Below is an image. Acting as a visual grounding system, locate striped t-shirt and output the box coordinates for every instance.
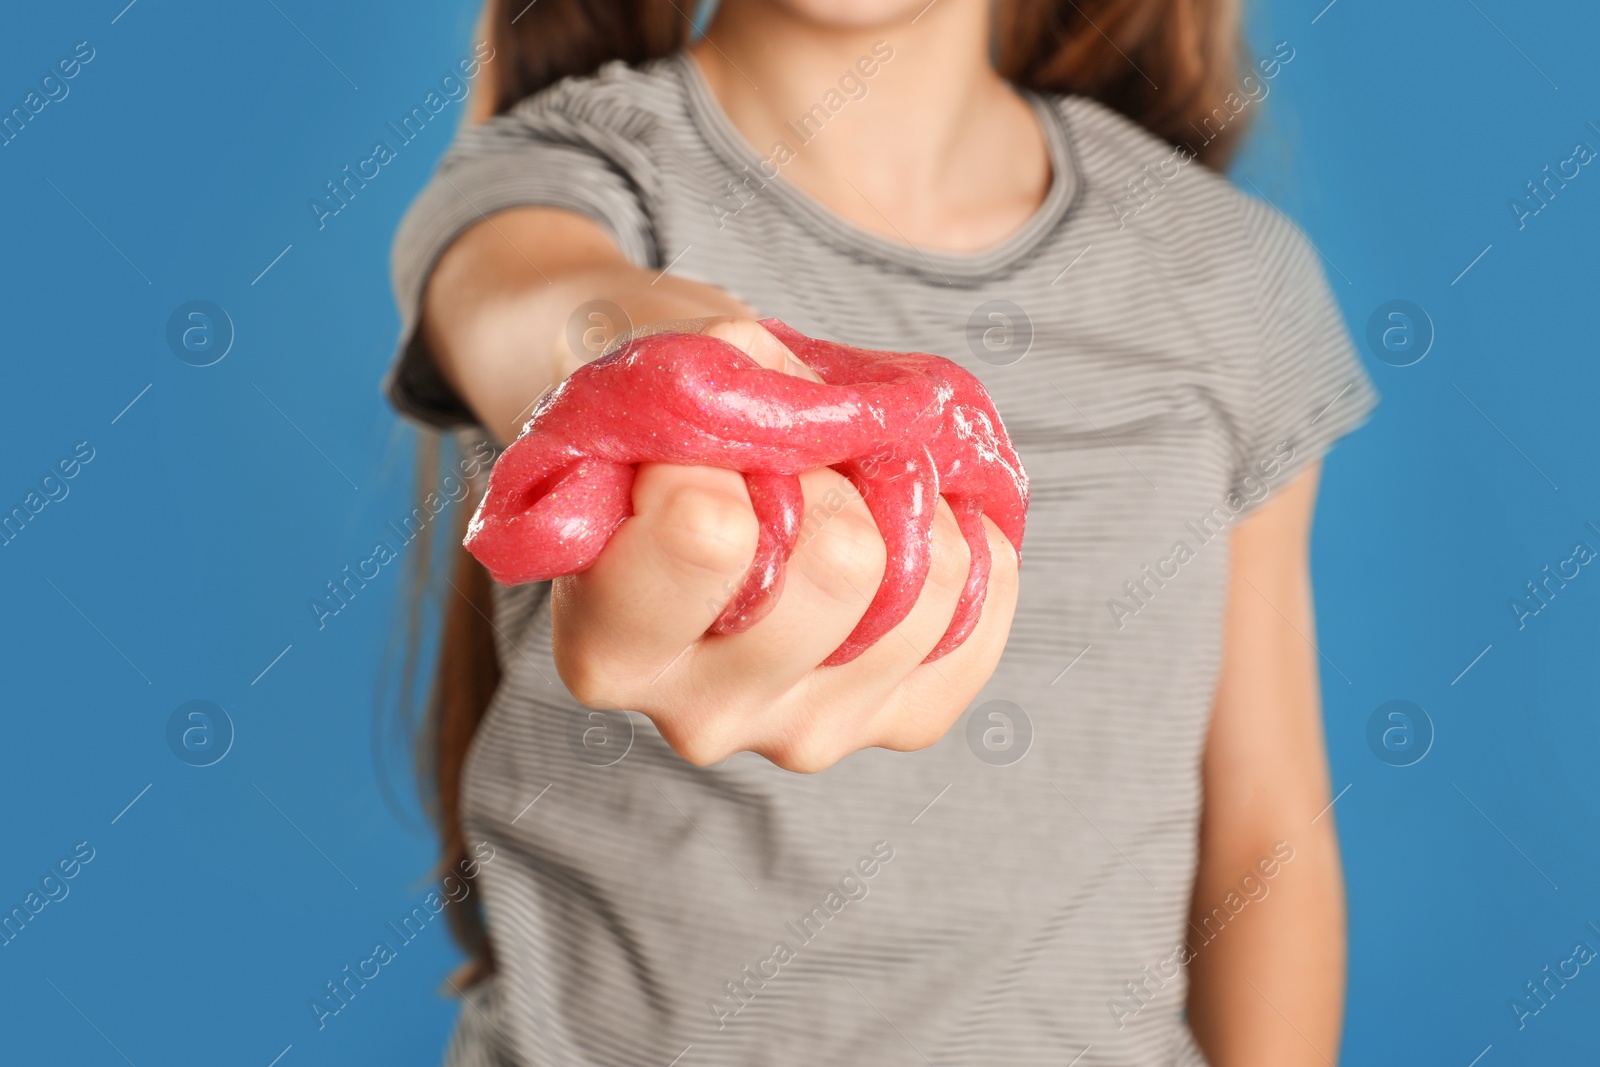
[387,51,1376,1067]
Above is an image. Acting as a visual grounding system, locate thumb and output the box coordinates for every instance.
[701,318,825,382]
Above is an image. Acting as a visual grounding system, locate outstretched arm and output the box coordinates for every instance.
[421,206,751,445]
[1187,464,1348,1065]
[417,207,1018,772]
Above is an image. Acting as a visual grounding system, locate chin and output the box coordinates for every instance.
[766,0,935,30]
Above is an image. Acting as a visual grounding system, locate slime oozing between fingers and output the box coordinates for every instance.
[465,319,1029,665]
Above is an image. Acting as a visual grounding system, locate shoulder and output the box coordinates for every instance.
[438,55,694,196]
[1047,93,1301,259]
[498,56,690,139]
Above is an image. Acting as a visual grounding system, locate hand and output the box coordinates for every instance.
[550,318,1020,772]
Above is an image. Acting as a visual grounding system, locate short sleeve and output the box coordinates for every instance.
[1228,199,1379,512]
[384,66,660,429]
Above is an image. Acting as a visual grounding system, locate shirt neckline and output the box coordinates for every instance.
[670,52,1082,287]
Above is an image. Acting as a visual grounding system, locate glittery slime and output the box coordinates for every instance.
[465,320,1029,665]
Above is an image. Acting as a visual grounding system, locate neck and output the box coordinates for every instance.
[690,0,1050,252]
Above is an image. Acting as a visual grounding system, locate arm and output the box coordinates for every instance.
[421,206,749,445]
[1186,463,1348,1065]
[416,207,1018,771]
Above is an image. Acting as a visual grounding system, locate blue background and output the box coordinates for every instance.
[1,1,1596,1064]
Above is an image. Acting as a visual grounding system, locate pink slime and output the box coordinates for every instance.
[464,320,1028,666]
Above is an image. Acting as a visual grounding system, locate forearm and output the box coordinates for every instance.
[420,207,748,443]
[1187,465,1347,1064]
[1186,811,1346,1064]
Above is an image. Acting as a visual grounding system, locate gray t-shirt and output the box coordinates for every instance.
[388,53,1376,1067]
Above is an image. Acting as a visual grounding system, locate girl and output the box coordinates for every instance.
[389,0,1376,1063]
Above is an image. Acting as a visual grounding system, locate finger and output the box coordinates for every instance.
[550,462,756,704]
[602,316,719,356]
[869,516,1019,752]
[925,496,991,661]
[684,466,887,704]
[755,495,970,768]
[710,471,804,634]
[702,318,825,382]
[828,494,973,682]
[821,445,939,666]
[627,465,892,766]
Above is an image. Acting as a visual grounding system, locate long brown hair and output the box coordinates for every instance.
[414,0,1250,988]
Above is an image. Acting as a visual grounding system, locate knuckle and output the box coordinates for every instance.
[653,477,758,576]
[873,707,953,753]
[925,509,973,594]
[987,528,1020,596]
[549,585,634,706]
[901,715,953,752]
[760,718,840,774]
[703,317,771,359]
[654,704,748,767]
[553,643,623,710]
[803,506,887,604]
[661,726,734,768]
[765,738,834,775]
